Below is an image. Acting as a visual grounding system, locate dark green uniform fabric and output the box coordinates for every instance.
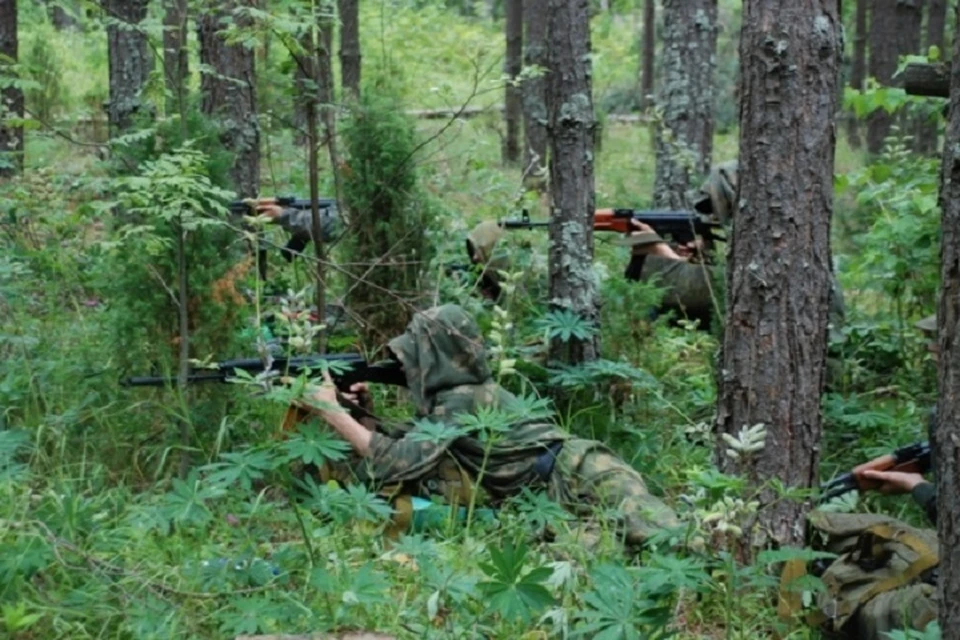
[351,304,682,545]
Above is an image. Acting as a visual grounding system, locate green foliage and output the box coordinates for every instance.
[477,540,554,623]
[339,77,439,349]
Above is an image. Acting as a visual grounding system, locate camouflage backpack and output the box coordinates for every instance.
[781,511,938,638]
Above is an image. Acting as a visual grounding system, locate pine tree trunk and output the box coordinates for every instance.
[867,0,922,154]
[317,12,343,210]
[46,0,78,29]
[105,0,152,136]
[653,0,717,209]
[846,0,867,148]
[916,0,947,155]
[715,0,840,548]
[639,0,655,109]
[546,0,598,364]
[0,0,22,177]
[503,0,523,165]
[338,0,361,99]
[522,0,548,187]
[936,7,960,633]
[163,0,189,116]
[198,1,260,197]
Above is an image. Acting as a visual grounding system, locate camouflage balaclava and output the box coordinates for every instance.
[693,160,739,225]
[388,304,491,416]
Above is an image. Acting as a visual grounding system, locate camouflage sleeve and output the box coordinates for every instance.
[271,207,340,243]
[911,481,937,525]
[366,430,455,485]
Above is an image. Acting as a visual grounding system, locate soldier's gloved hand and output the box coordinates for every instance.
[860,469,926,495]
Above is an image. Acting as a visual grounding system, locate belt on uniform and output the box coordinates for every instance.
[533,441,563,481]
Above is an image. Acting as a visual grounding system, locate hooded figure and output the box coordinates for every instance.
[314,304,686,548]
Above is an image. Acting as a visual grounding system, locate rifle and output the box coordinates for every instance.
[500,209,725,245]
[820,441,932,503]
[122,353,407,391]
[228,196,337,216]
[229,197,339,262]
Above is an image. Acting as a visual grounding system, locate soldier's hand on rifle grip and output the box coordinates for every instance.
[341,382,373,412]
[859,469,926,495]
[254,200,284,220]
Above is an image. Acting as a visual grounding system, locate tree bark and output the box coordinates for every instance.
[546,0,598,364]
[198,1,260,197]
[866,0,922,155]
[317,9,343,211]
[0,0,22,177]
[503,0,523,165]
[639,0,655,109]
[522,0,548,187]
[337,0,361,99]
[846,0,867,148]
[715,0,840,548]
[928,0,947,54]
[916,0,947,154]
[936,6,960,633]
[163,0,189,116]
[105,0,152,136]
[46,0,79,29]
[653,0,717,209]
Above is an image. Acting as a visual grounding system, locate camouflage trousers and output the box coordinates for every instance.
[848,584,938,639]
[546,438,682,547]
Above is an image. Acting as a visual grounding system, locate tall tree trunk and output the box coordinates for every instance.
[639,0,655,109]
[337,0,361,99]
[916,0,947,155]
[105,0,152,136]
[0,0,22,177]
[715,0,840,548]
[653,0,717,209]
[866,0,922,154]
[846,0,867,148]
[46,0,79,29]
[198,1,260,197]
[546,0,598,364]
[522,0,548,188]
[163,0,189,117]
[503,0,523,165]
[936,6,960,633]
[317,8,343,212]
[928,0,947,53]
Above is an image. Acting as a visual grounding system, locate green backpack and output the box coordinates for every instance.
[785,511,939,638]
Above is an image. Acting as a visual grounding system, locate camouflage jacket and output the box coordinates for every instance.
[365,305,567,500]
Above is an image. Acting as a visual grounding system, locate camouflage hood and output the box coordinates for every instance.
[388,304,492,415]
[693,160,739,224]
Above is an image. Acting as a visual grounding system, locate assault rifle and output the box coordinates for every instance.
[500,209,725,245]
[228,196,337,215]
[122,353,407,391]
[820,441,931,503]
[230,196,339,262]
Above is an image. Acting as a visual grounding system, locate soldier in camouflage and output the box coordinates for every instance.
[302,303,687,549]
[808,315,939,638]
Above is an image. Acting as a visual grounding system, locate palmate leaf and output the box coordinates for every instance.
[282,424,351,466]
[201,447,279,491]
[478,541,554,623]
[157,471,225,528]
[572,564,674,639]
[535,309,598,343]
